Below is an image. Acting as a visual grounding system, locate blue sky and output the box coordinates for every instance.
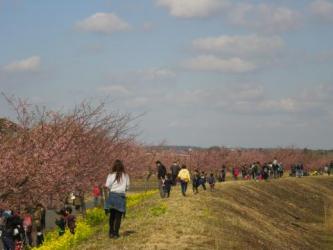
[1,0,333,148]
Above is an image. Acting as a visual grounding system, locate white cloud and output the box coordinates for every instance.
[98,85,131,96]
[192,35,284,56]
[76,13,131,35]
[3,56,41,73]
[228,4,301,33]
[309,0,333,22]
[184,55,257,73]
[156,0,229,18]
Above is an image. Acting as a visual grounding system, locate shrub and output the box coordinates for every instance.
[86,207,106,226]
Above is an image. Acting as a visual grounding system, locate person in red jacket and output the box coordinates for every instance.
[92,184,101,207]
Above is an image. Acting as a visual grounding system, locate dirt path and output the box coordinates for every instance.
[75,177,333,250]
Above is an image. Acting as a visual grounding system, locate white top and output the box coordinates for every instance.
[105,173,130,193]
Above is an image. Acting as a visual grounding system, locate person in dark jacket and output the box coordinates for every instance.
[192,169,200,194]
[2,210,24,250]
[163,173,173,198]
[55,208,66,236]
[156,161,167,198]
[329,161,333,176]
[262,163,269,180]
[207,173,216,191]
[199,171,207,190]
[170,161,181,185]
[221,165,226,182]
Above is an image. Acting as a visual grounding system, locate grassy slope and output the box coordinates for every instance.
[75,177,333,250]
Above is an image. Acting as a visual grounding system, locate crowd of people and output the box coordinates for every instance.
[1,158,333,248]
[0,204,46,250]
[154,158,327,198]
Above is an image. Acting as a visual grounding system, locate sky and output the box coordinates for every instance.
[0,0,333,149]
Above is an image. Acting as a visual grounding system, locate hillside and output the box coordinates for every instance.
[76,177,333,250]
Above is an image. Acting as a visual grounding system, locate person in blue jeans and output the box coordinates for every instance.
[177,165,191,196]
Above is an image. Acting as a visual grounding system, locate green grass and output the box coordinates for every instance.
[73,177,333,250]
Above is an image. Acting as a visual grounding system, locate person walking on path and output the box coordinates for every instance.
[221,165,226,182]
[192,169,200,194]
[177,165,191,196]
[207,173,216,191]
[105,160,130,239]
[162,173,172,198]
[170,161,181,185]
[156,161,167,198]
[329,161,333,176]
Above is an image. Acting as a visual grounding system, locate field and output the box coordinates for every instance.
[73,176,333,250]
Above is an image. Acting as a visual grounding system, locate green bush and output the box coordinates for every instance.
[86,207,106,226]
[35,218,93,250]
[127,190,157,208]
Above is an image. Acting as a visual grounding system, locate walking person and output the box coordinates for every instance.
[192,169,200,194]
[170,161,181,186]
[207,173,216,191]
[156,161,167,198]
[221,165,226,182]
[178,165,191,196]
[200,171,207,190]
[2,210,15,250]
[162,173,173,198]
[329,161,333,176]
[22,208,33,247]
[262,163,269,181]
[105,160,130,239]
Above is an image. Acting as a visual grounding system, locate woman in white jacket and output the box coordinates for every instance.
[105,160,130,238]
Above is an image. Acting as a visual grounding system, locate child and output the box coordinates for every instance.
[207,173,216,191]
[92,184,101,207]
[65,207,76,234]
[162,174,172,198]
[55,208,66,236]
[192,170,200,194]
[199,171,207,190]
[36,225,44,247]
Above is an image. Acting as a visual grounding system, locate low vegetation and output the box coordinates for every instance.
[33,191,157,250]
[74,177,333,250]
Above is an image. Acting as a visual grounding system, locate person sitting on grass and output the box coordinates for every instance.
[162,173,173,198]
[177,165,191,196]
[207,173,216,191]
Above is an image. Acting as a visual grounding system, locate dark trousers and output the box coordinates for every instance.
[109,208,123,237]
[2,236,14,250]
[171,175,177,185]
[180,181,188,196]
[158,179,165,198]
